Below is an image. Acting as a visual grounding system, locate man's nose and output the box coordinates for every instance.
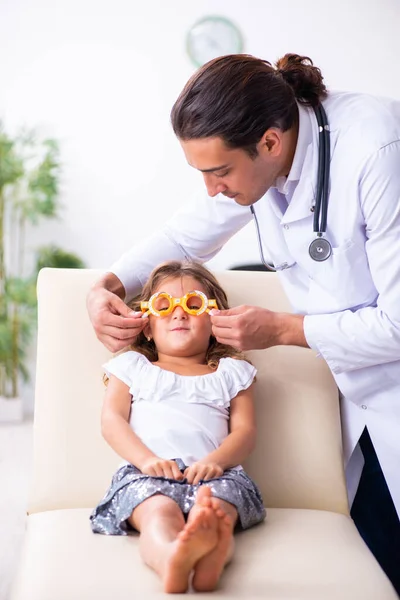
[203,175,227,198]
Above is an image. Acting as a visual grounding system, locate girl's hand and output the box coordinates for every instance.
[184,461,224,485]
[140,457,184,480]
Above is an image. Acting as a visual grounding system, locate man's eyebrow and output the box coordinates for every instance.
[191,163,230,173]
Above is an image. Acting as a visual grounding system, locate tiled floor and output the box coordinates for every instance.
[0,421,33,600]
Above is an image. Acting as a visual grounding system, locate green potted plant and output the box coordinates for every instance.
[0,125,85,421]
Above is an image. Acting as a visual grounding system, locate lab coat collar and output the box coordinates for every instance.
[280,103,338,225]
[275,102,312,194]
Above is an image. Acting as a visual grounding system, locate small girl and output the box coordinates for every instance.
[90,260,266,593]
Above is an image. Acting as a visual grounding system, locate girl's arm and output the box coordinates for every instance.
[184,383,257,484]
[101,374,183,479]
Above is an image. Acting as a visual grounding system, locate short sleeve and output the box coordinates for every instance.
[219,358,257,399]
[102,351,143,388]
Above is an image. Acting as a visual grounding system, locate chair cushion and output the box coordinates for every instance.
[30,269,347,516]
[11,508,396,600]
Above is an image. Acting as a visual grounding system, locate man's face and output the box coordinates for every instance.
[180,131,287,206]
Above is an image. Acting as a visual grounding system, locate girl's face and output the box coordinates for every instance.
[144,275,213,359]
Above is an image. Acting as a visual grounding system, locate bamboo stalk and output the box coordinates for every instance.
[11,302,18,398]
[0,189,5,300]
[0,188,5,396]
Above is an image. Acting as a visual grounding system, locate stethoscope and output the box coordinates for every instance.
[251,103,332,271]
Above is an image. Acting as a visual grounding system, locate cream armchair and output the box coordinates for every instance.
[11,268,397,600]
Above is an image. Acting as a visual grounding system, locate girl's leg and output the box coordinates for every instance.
[128,493,219,594]
[192,489,238,592]
[128,495,185,578]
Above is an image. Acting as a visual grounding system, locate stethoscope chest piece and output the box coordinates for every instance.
[309,237,332,262]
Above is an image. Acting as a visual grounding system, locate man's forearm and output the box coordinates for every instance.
[92,272,126,300]
[275,312,308,348]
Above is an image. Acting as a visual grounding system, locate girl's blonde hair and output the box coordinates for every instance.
[128,260,250,368]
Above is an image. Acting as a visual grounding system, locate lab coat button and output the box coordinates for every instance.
[283,224,290,230]
[361,405,367,410]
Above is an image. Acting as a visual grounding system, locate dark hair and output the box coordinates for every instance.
[128,260,250,369]
[171,53,327,157]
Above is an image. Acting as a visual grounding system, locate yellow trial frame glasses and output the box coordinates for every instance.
[140,290,218,317]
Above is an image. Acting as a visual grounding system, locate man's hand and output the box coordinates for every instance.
[87,277,147,352]
[140,457,184,480]
[184,461,224,485]
[210,305,308,351]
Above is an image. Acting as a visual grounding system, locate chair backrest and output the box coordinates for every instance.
[28,268,349,515]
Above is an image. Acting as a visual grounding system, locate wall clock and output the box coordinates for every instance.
[186,15,244,68]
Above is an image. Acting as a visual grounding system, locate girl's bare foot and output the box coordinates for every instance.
[163,492,218,593]
[192,497,235,592]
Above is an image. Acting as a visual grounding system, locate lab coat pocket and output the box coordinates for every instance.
[308,239,376,313]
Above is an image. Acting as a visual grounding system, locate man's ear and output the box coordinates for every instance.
[258,128,283,156]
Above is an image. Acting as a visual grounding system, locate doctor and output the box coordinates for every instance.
[87,53,400,591]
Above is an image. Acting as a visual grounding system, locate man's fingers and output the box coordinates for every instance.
[211,326,239,344]
[108,294,139,318]
[103,312,146,330]
[102,324,144,342]
[210,305,242,315]
[212,325,236,340]
[98,328,139,352]
[210,315,236,329]
[213,333,243,351]
[88,286,149,353]
[210,312,245,330]
[211,305,247,317]
[99,335,130,353]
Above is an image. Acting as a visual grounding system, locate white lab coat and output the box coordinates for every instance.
[111,91,400,517]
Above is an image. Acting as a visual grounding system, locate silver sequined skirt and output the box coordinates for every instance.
[90,459,266,535]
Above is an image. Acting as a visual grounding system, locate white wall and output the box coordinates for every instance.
[1,0,400,274]
[1,0,400,411]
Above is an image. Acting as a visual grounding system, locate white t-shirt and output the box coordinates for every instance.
[103,351,257,467]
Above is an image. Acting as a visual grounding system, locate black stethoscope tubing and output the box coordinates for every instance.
[314,104,330,236]
[251,103,332,271]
